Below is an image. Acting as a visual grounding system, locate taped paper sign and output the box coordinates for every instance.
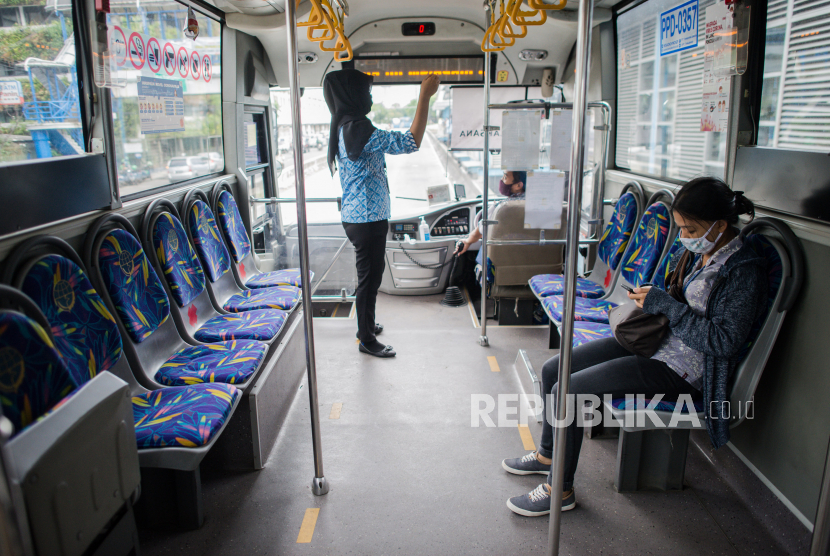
[524,171,565,230]
[500,109,542,171]
[450,86,528,150]
[108,26,215,83]
[660,0,699,56]
[549,109,573,170]
[137,76,184,134]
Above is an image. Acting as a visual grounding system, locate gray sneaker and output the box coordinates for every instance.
[502,451,550,475]
[506,485,576,517]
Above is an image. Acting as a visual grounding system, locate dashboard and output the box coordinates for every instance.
[431,208,470,237]
[389,205,476,241]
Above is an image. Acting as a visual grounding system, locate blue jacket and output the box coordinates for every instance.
[643,236,768,448]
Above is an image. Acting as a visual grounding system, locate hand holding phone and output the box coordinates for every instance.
[621,284,634,294]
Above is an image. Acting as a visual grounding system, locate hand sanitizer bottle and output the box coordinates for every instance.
[419,217,430,242]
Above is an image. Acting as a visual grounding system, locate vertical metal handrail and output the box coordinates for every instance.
[589,102,611,238]
[285,0,329,496]
[479,8,493,347]
[811,437,830,555]
[547,0,593,553]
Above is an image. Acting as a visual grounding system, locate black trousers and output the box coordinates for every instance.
[343,220,388,344]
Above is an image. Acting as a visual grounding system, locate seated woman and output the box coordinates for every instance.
[500,177,766,517]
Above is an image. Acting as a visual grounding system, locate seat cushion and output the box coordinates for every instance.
[188,200,232,282]
[21,254,123,386]
[245,268,309,289]
[610,397,704,413]
[154,340,267,386]
[132,383,238,448]
[194,309,288,343]
[153,212,206,307]
[216,190,252,264]
[0,312,77,435]
[572,322,613,347]
[223,286,301,312]
[597,192,639,270]
[529,274,605,299]
[543,295,617,324]
[98,229,170,343]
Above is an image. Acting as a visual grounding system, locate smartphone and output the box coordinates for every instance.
[621,284,635,294]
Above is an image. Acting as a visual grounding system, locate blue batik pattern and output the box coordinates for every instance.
[21,255,122,386]
[529,275,606,299]
[194,309,288,343]
[155,339,267,386]
[132,383,238,448]
[651,237,683,291]
[596,192,638,270]
[216,190,252,264]
[610,397,704,413]
[572,322,613,347]
[339,128,419,223]
[223,286,300,312]
[620,203,671,287]
[736,234,782,363]
[543,295,616,324]
[0,313,77,435]
[98,229,170,343]
[153,213,206,307]
[188,200,232,282]
[246,269,310,289]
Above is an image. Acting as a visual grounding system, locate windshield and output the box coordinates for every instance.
[271,85,482,226]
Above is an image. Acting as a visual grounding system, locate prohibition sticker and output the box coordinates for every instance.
[128,32,146,70]
[202,54,212,82]
[189,50,201,80]
[162,42,176,75]
[177,47,189,78]
[112,26,127,66]
[146,37,161,73]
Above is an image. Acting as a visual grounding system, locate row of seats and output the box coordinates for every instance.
[0,181,309,555]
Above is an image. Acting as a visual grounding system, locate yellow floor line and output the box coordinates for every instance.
[331,303,339,318]
[518,424,536,451]
[464,287,480,328]
[329,402,343,419]
[296,508,320,543]
[487,356,500,373]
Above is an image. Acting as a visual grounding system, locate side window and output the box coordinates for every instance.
[0,3,83,164]
[758,0,830,151]
[107,1,223,198]
[615,0,727,181]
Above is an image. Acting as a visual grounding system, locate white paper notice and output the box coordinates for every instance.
[549,109,573,170]
[700,3,731,133]
[500,109,542,171]
[524,171,565,230]
[136,76,184,134]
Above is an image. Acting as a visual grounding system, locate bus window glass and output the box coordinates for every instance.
[108,1,222,198]
[0,2,82,165]
[616,0,726,181]
[758,0,829,151]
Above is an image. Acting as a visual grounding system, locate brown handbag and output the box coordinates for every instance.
[608,303,670,358]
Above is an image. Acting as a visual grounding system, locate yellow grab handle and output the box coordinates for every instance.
[489,16,515,47]
[527,0,567,10]
[307,2,336,42]
[297,0,324,27]
[334,36,353,62]
[499,1,527,38]
[481,25,506,52]
[511,0,547,26]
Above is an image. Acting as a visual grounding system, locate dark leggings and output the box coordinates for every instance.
[538,337,700,491]
[343,220,388,344]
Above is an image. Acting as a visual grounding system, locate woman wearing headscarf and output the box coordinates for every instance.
[323,69,440,358]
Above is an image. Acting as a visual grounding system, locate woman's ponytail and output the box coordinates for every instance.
[732,190,755,222]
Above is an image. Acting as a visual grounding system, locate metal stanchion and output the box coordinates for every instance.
[547,0,593,553]
[285,0,328,496]
[479,11,493,347]
[811,437,830,556]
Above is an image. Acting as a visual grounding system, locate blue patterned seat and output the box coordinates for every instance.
[619,202,672,287]
[543,295,617,324]
[155,340,267,386]
[529,192,639,299]
[0,312,77,435]
[215,191,309,289]
[151,212,289,342]
[651,237,683,290]
[132,383,238,448]
[224,286,301,312]
[572,322,613,347]
[610,397,704,413]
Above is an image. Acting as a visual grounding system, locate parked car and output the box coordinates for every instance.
[199,151,224,172]
[166,156,211,183]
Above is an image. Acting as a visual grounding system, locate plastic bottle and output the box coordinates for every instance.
[419,217,430,242]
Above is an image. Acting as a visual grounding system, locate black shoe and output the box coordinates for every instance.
[358,343,396,358]
[356,324,384,339]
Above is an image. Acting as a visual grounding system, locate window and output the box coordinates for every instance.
[0,3,82,165]
[758,0,830,151]
[107,1,222,198]
[616,0,727,181]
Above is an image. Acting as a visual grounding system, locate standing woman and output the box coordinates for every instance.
[323,70,440,358]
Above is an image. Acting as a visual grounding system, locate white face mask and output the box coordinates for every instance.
[679,221,723,254]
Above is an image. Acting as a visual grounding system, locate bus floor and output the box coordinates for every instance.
[138,293,811,556]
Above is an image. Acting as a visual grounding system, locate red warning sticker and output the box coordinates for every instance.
[177,46,189,78]
[128,32,145,70]
[162,42,176,76]
[189,50,201,80]
[146,37,161,73]
[112,26,127,67]
[202,54,212,82]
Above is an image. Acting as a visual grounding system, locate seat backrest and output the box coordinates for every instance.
[97,228,171,343]
[187,199,233,283]
[216,190,252,265]
[0,310,76,435]
[20,254,123,387]
[152,212,207,307]
[596,192,640,271]
[619,201,673,287]
[651,236,683,291]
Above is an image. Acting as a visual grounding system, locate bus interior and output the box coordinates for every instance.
[0,0,828,554]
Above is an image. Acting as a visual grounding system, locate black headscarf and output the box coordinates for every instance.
[323,69,376,175]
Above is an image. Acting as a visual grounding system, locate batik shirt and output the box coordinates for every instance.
[651,235,743,390]
[338,128,419,223]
